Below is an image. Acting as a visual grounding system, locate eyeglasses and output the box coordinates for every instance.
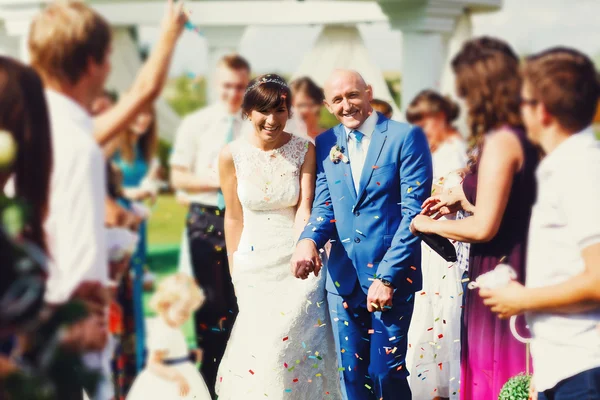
[519,97,539,107]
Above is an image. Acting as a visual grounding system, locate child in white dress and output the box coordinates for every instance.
[127,273,210,400]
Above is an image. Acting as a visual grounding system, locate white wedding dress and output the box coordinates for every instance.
[215,135,342,400]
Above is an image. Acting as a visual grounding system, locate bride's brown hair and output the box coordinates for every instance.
[242,74,292,118]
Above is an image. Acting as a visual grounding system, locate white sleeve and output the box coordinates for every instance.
[169,117,196,169]
[45,146,108,304]
[562,152,600,250]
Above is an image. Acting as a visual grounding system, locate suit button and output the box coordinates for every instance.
[354,238,361,243]
[354,211,360,216]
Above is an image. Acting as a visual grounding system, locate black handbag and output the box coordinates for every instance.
[417,232,458,262]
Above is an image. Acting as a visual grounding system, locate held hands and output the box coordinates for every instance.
[290,240,322,280]
[367,280,394,313]
[479,280,528,319]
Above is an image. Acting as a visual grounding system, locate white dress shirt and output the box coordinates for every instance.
[344,111,378,192]
[44,89,108,304]
[526,127,600,391]
[169,103,252,206]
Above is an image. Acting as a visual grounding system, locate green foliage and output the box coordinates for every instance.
[498,373,532,400]
[165,75,207,117]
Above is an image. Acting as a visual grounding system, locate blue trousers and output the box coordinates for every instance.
[328,284,414,400]
[538,367,600,400]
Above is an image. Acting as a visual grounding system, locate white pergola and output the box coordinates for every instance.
[0,0,501,139]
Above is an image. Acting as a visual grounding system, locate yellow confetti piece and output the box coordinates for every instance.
[407,187,413,193]
[416,181,421,185]
[335,281,341,287]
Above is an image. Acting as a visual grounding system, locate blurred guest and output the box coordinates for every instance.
[405,90,467,400]
[290,76,326,142]
[371,98,393,119]
[28,1,112,398]
[111,106,160,374]
[170,54,251,398]
[480,47,600,400]
[411,37,539,400]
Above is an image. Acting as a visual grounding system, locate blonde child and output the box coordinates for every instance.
[127,273,210,399]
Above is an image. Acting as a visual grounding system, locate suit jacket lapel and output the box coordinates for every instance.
[335,124,357,201]
[356,116,388,205]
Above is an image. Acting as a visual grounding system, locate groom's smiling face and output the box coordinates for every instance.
[324,70,373,130]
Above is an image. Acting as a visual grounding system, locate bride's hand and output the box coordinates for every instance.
[291,239,322,280]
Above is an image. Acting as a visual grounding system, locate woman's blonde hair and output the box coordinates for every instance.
[149,273,205,313]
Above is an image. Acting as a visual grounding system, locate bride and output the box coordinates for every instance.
[215,74,341,399]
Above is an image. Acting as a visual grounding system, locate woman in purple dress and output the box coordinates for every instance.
[411,37,539,400]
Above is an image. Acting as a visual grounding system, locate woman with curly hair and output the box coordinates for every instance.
[410,37,539,399]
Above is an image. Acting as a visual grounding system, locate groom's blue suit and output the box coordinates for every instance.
[299,113,432,399]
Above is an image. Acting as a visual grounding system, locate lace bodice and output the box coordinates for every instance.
[230,134,309,212]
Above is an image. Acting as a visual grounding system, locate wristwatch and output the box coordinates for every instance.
[378,278,395,289]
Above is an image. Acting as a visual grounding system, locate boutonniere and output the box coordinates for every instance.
[329,145,349,164]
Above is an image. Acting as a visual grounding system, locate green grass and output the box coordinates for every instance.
[144,194,196,346]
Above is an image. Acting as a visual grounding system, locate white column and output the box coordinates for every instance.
[202,26,246,103]
[439,11,472,136]
[439,11,472,96]
[400,30,447,111]
[0,21,20,58]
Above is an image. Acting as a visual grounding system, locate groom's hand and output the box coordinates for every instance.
[367,280,394,312]
[291,239,322,280]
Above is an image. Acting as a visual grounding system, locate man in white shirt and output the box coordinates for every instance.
[480,47,600,399]
[170,54,251,397]
[29,2,113,399]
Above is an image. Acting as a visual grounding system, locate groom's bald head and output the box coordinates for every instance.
[324,69,373,130]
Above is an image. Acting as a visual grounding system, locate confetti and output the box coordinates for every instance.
[407,278,413,284]
[368,329,375,334]
[283,336,289,341]
[249,370,255,375]
[389,336,396,341]
[407,187,413,193]
[410,266,417,270]
[376,182,381,186]
[438,334,444,339]
[372,165,379,169]
[343,302,348,309]
[367,263,374,268]
[416,181,421,185]
[330,219,337,223]
[335,281,341,287]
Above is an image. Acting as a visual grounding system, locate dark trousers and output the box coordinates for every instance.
[538,367,600,400]
[187,203,238,399]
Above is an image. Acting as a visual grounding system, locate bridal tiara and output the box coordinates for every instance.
[245,75,289,94]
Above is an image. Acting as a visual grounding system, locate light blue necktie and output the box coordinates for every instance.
[350,130,365,191]
[217,116,236,210]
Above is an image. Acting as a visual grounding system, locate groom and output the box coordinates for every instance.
[292,70,432,399]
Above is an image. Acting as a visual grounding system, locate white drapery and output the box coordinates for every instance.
[291,25,401,120]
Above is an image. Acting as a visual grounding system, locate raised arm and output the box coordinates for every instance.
[377,126,433,290]
[293,143,316,241]
[413,129,523,242]
[94,0,187,147]
[219,145,243,273]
